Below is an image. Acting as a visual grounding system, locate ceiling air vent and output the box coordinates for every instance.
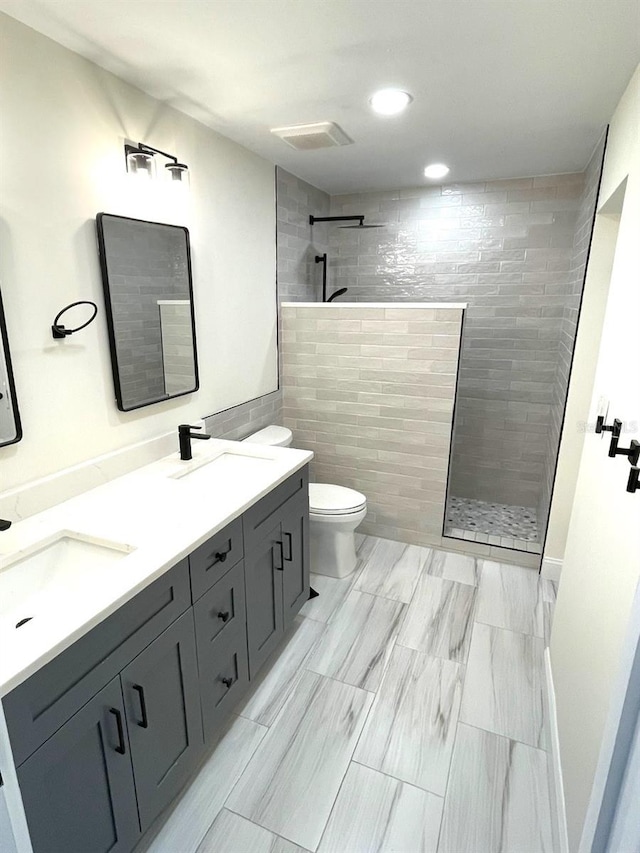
[270,121,354,151]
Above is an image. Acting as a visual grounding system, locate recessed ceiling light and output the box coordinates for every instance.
[370,88,412,116]
[424,163,450,179]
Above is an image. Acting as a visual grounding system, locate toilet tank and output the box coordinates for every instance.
[242,425,293,447]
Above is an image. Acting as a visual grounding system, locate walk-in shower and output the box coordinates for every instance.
[277,147,606,558]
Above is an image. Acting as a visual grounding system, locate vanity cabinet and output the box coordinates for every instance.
[3,465,309,853]
[243,467,310,677]
[16,677,140,853]
[121,609,204,830]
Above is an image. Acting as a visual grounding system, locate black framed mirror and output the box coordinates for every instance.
[96,213,199,412]
[0,287,22,447]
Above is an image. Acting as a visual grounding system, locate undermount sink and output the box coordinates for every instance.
[0,531,135,633]
[170,449,276,483]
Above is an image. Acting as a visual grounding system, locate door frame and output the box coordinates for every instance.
[580,574,640,852]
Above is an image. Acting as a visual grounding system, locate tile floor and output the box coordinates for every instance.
[142,535,557,853]
[445,496,543,554]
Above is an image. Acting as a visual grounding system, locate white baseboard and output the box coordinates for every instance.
[545,649,569,853]
[542,556,563,582]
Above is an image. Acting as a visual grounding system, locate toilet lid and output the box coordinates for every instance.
[309,483,367,515]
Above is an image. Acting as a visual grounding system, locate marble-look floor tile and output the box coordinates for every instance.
[354,645,462,795]
[146,716,267,853]
[307,590,405,691]
[238,617,325,726]
[397,574,475,663]
[226,670,373,851]
[438,723,553,853]
[197,809,308,853]
[299,572,355,623]
[426,548,479,587]
[460,623,547,749]
[318,763,443,853]
[476,561,544,637]
[354,537,428,602]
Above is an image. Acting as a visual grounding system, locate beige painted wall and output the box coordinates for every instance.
[0,13,277,491]
[550,63,640,850]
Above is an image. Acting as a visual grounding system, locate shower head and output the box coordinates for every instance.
[309,214,384,229]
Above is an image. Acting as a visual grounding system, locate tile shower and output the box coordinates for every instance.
[277,138,604,556]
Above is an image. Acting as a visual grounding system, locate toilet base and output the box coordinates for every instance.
[309,508,366,578]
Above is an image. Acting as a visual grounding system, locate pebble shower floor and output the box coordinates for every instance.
[445,496,542,554]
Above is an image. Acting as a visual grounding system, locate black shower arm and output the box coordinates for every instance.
[309,215,364,226]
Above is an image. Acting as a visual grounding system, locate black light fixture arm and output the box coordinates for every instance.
[309,215,364,226]
[127,142,179,166]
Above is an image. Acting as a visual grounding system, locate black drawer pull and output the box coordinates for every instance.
[132,684,149,729]
[213,545,232,564]
[283,531,293,562]
[221,677,234,688]
[217,610,230,622]
[109,708,126,755]
[273,540,284,571]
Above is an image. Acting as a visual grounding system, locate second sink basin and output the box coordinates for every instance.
[170,449,276,484]
[0,531,135,634]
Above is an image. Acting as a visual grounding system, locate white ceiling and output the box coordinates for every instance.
[2,0,639,193]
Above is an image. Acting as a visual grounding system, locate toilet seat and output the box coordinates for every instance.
[309,483,367,516]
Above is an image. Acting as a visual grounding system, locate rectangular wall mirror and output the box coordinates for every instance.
[0,288,22,447]
[96,213,199,412]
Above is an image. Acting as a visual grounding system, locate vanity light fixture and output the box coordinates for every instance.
[370,88,413,116]
[124,142,189,185]
[424,163,450,180]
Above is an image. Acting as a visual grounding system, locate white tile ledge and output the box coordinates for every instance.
[281,302,467,309]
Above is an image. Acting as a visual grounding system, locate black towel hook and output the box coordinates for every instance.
[52,301,98,339]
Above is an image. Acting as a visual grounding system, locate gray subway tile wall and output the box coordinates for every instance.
[328,176,585,515]
[281,305,464,547]
[276,167,330,303]
[537,135,607,534]
[203,391,282,441]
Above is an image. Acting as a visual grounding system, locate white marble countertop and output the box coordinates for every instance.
[0,439,313,698]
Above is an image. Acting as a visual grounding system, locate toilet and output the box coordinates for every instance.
[243,425,367,578]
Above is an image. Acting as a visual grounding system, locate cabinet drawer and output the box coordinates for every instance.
[197,620,249,743]
[4,559,191,767]
[189,517,243,601]
[193,560,246,650]
[243,466,309,552]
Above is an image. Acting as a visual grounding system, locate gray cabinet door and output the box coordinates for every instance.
[17,676,140,853]
[121,610,204,831]
[281,492,310,628]
[244,517,284,678]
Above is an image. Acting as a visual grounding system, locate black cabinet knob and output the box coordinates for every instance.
[221,677,234,688]
[217,610,230,622]
[215,551,228,563]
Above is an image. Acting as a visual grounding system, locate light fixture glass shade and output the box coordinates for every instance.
[126,150,156,179]
[423,163,450,179]
[370,88,412,116]
[165,162,189,186]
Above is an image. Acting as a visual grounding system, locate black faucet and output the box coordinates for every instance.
[0,519,11,531]
[178,424,211,461]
